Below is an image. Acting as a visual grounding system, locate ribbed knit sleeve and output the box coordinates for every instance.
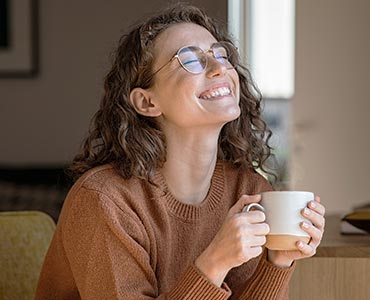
[168,265,231,300]
[234,250,295,300]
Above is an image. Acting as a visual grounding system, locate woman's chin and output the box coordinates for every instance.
[220,105,241,122]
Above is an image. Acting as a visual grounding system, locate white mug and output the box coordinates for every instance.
[244,191,313,250]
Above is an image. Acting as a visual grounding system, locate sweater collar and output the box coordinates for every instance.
[153,160,225,222]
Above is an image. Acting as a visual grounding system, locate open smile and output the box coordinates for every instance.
[199,87,232,100]
[198,82,234,100]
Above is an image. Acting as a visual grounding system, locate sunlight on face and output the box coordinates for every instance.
[148,23,241,132]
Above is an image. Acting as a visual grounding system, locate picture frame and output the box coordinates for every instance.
[0,0,38,78]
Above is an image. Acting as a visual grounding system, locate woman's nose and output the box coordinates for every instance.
[205,56,228,78]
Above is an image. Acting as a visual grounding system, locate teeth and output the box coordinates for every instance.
[200,87,231,99]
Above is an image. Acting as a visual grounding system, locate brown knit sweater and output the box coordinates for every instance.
[35,161,294,299]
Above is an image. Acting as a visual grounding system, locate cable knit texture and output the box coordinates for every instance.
[35,161,295,300]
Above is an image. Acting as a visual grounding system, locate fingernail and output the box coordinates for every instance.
[309,201,316,209]
[302,222,310,229]
[298,241,304,248]
[304,208,311,216]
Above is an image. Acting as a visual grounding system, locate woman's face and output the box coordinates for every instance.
[148,22,240,131]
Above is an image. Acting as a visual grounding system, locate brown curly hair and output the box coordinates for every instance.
[69,3,273,182]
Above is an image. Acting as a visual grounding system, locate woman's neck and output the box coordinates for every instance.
[161,128,220,205]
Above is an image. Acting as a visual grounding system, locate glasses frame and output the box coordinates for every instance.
[150,41,238,78]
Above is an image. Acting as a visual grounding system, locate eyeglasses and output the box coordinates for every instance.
[151,41,238,77]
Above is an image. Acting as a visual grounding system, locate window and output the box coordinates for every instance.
[228,0,295,187]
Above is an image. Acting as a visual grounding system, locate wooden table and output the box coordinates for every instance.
[289,215,370,300]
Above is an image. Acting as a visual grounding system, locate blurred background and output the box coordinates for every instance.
[0,0,369,220]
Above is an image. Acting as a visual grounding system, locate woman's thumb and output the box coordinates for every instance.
[228,194,262,216]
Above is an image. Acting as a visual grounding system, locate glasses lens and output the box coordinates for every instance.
[178,46,207,73]
[212,42,237,68]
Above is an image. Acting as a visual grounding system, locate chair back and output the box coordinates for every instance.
[0,211,56,300]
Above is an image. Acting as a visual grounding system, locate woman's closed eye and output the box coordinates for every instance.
[215,55,229,63]
[183,59,202,66]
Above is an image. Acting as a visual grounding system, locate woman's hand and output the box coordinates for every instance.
[195,194,270,287]
[268,195,326,268]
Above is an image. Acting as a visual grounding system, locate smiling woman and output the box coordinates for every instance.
[34,3,325,300]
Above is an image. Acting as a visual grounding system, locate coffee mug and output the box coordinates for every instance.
[243,191,314,250]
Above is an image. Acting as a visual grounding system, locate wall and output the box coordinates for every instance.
[291,0,370,214]
[0,0,227,166]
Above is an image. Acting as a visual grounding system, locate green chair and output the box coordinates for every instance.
[0,211,56,300]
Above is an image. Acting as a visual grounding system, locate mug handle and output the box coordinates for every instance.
[243,203,265,213]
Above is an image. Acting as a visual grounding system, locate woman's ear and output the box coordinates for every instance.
[129,88,162,117]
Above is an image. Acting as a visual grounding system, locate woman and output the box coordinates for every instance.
[36,4,325,300]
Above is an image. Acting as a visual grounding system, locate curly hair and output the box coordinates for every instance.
[69,3,273,182]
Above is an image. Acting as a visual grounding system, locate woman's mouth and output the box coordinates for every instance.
[199,86,232,100]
